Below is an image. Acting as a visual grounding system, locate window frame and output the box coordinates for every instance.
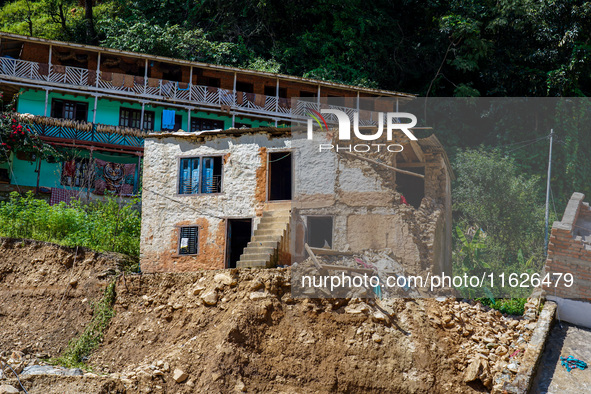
[177,155,224,196]
[177,225,199,255]
[51,99,88,122]
[190,117,224,132]
[119,107,155,130]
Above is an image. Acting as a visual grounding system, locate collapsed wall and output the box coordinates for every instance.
[293,131,453,275]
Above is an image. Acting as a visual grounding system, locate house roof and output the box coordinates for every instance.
[0,32,415,99]
[148,126,455,179]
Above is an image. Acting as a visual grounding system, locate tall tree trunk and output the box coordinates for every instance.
[85,0,97,44]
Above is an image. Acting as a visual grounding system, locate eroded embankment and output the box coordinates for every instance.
[0,239,539,393]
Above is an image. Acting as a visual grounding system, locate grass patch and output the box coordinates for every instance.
[52,280,116,369]
[0,191,140,258]
[477,297,527,316]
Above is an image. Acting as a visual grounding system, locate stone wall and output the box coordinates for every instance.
[544,192,591,300]
[140,132,291,272]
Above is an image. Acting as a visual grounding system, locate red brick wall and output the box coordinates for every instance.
[543,192,591,300]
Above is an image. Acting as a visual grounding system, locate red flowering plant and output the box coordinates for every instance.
[0,94,61,164]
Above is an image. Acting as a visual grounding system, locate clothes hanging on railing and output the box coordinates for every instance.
[112,73,124,87]
[53,65,65,74]
[162,80,174,95]
[255,94,266,107]
[162,109,176,130]
[124,74,134,88]
[101,71,112,82]
[148,77,160,88]
[38,63,49,76]
[178,82,189,90]
[134,76,145,85]
[87,70,96,86]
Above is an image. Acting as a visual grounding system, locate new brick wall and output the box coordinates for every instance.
[544,192,591,300]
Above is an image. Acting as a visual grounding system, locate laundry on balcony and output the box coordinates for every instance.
[148,77,160,88]
[112,73,125,87]
[236,91,244,105]
[38,63,49,76]
[100,71,112,82]
[124,74,134,88]
[162,109,176,130]
[162,80,175,95]
[87,70,96,85]
[178,82,189,90]
[53,65,65,74]
[255,94,266,107]
[134,76,145,85]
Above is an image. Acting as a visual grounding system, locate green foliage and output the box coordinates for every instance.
[0,191,141,257]
[453,148,544,251]
[52,280,116,368]
[478,297,527,316]
[454,226,489,273]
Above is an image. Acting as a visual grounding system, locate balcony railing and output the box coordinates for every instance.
[0,57,379,125]
[25,118,144,149]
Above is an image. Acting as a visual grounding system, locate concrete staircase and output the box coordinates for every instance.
[237,207,291,268]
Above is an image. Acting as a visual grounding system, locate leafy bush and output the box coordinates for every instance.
[478,297,527,316]
[0,191,140,257]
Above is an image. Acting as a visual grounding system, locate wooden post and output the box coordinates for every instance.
[187,108,191,131]
[35,157,41,194]
[275,78,279,113]
[48,44,52,80]
[140,102,145,130]
[87,148,94,202]
[317,85,321,109]
[43,89,49,116]
[233,72,237,106]
[189,66,193,101]
[96,52,101,88]
[144,59,148,95]
[92,95,98,123]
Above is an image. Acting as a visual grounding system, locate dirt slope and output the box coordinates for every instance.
[0,239,534,393]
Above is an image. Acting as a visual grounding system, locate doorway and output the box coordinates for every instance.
[268,151,292,201]
[396,167,425,209]
[226,219,252,268]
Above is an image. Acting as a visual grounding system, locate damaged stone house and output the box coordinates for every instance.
[140,124,454,275]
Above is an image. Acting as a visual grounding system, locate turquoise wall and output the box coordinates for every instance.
[10,89,271,191]
[17,89,273,131]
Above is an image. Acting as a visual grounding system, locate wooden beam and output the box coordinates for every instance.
[339,151,424,178]
[409,140,425,162]
[304,243,327,274]
[309,247,354,256]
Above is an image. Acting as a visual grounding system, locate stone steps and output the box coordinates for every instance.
[237,207,291,268]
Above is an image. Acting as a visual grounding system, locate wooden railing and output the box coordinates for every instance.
[0,57,378,125]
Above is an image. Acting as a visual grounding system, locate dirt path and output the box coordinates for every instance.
[532,322,591,393]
